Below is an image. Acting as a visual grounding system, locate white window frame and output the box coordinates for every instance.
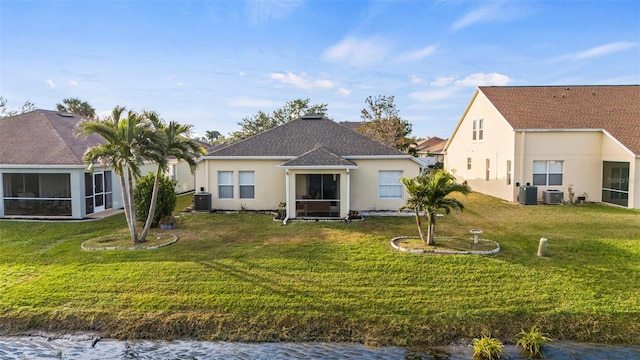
[239,171,255,199]
[379,171,403,199]
[533,161,563,186]
[506,160,512,185]
[218,171,234,199]
[472,118,484,141]
[467,157,472,170]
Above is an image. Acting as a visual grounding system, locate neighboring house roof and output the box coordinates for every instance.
[478,85,640,155]
[416,136,447,154]
[207,114,405,158]
[0,109,103,165]
[338,121,364,131]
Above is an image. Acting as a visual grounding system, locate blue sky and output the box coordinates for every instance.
[1,0,639,139]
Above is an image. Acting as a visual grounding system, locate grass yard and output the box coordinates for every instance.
[0,192,639,346]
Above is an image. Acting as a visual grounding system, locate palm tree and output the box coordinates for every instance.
[138,111,205,242]
[57,98,97,120]
[400,169,470,245]
[77,106,155,243]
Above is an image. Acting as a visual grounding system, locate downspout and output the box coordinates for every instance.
[346,168,350,216]
[519,131,526,184]
[283,169,290,225]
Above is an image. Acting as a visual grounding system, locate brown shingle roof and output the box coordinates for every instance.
[416,136,447,153]
[479,85,640,155]
[208,114,403,157]
[0,109,104,165]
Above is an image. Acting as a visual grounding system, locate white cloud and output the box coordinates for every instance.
[270,72,334,90]
[395,45,437,63]
[46,79,55,88]
[430,77,455,87]
[451,1,535,31]
[246,0,303,24]
[409,75,425,84]
[409,87,460,102]
[455,72,512,86]
[336,87,351,97]
[176,82,184,87]
[322,36,390,67]
[68,80,78,86]
[227,96,277,108]
[574,41,637,60]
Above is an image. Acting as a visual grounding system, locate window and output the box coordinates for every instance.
[485,159,490,181]
[379,171,403,199]
[506,160,512,185]
[473,118,484,141]
[533,161,563,186]
[602,161,629,207]
[218,171,233,199]
[467,157,472,170]
[239,171,255,199]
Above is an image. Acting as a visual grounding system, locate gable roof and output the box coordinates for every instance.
[478,85,640,155]
[416,136,447,154]
[207,114,405,158]
[0,109,103,165]
[280,147,357,168]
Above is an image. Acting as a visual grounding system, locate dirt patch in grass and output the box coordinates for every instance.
[81,232,177,250]
[393,236,499,253]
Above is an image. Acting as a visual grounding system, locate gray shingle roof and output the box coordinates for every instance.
[208,114,404,158]
[0,109,103,165]
[280,147,358,167]
[479,85,640,155]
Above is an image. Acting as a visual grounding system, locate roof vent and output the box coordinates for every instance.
[57,112,74,117]
[301,113,322,120]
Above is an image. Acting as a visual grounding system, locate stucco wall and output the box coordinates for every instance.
[195,159,286,211]
[517,131,603,202]
[195,157,421,214]
[348,158,422,211]
[445,91,516,202]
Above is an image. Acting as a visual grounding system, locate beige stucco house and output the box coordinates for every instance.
[140,139,210,195]
[195,114,422,219]
[0,110,123,219]
[445,85,640,209]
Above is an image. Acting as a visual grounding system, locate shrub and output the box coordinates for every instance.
[275,202,286,220]
[516,325,552,358]
[134,172,177,227]
[473,335,504,360]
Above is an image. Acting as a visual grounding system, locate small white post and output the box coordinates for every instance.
[537,237,548,257]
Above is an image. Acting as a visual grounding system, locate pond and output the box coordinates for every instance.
[1,335,640,359]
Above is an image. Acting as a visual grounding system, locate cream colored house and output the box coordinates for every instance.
[445,85,640,209]
[195,114,422,219]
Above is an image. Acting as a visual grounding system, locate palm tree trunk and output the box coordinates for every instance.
[126,170,140,243]
[139,166,162,242]
[118,173,137,244]
[415,211,426,243]
[426,214,437,246]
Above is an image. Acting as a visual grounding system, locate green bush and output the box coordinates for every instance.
[134,172,177,227]
[516,325,552,358]
[473,335,504,360]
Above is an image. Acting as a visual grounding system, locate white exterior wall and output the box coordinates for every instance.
[349,158,422,211]
[445,91,517,202]
[0,165,122,219]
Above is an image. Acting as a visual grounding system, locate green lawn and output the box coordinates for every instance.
[0,193,639,346]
